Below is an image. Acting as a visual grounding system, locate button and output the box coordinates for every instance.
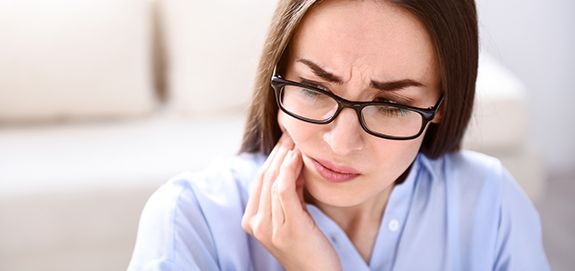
[388,219,400,232]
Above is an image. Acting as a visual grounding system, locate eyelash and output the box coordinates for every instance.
[298,78,409,105]
[374,96,401,104]
[299,79,328,91]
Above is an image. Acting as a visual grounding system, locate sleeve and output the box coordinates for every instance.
[492,167,550,271]
[126,176,220,271]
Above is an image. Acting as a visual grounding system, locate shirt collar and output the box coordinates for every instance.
[306,152,426,238]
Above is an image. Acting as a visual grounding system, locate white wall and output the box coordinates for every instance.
[476,0,575,173]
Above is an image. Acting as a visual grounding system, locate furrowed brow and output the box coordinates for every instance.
[297,58,425,91]
[370,79,424,91]
[296,58,343,84]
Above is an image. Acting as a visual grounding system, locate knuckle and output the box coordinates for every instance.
[252,224,265,239]
[240,216,251,232]
[250,217,267,238]
[278,184,290,198]
[263,170,278,184]
[271,231,289,249]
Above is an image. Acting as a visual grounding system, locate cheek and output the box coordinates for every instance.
[279,110,425,173]
[278,112,319,149]
[373,123,430,164]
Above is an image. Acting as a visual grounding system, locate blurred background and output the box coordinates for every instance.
[0,0,572,270]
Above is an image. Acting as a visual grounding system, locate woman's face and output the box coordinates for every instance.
[278,0,442,207]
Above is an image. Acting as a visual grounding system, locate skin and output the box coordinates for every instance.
[242,0,442,268]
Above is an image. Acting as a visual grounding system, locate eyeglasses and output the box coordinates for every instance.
[271,74,444,140]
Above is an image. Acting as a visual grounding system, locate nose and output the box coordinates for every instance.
[323,107,365,156]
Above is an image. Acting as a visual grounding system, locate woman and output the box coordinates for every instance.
[128,0,549,270]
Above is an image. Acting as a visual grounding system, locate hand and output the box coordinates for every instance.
[241,134,342,271]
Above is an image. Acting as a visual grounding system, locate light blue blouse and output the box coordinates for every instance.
[127,150,549,271]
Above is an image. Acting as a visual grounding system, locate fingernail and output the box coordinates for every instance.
[291,150,298,161]
[290,148,298,157]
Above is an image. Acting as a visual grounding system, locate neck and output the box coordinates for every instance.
[305,165,412,262]
[308,164,413,231]
[310,184,394,234]
[309,184,394,263]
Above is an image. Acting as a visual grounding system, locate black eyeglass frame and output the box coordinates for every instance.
[271,74,444,140]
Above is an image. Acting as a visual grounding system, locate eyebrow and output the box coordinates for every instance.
[296,58,425,91]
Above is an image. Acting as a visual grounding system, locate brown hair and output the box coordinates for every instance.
[239,0,478,160]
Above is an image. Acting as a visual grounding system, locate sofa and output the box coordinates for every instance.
[0,0,544,270]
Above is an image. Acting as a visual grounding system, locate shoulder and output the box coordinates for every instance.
[128,152,267,270]
[423,149,504,179]
[159,152,266,209]
[417,150,549,270]
[148,152,267,232]
[427,150,534,206]
[420,150,510,197]
[415,150,512,219]
[419,150,537,209]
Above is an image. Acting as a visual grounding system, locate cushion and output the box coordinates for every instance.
[158,0,278,114]
[0,111,246,271]
[463,52,528,153]
[0,0,157,123]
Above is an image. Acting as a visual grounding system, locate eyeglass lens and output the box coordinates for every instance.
[280,84,424,138]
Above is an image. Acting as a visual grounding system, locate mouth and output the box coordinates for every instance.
[310,157,361,183]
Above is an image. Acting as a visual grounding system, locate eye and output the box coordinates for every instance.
[376,106,410,117]
[299,79,330,92]
[300,87,320,98]
[374,96,399,104]
[373,95,413,106]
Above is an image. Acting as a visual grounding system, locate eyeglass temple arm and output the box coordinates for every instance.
[431,95,445,111]
[272,66,277,77]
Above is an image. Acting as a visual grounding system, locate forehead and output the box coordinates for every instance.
[288,0,437,83]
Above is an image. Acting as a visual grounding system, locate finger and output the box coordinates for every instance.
[271,177,285,232]
[243,134,289,231]
[244,135,283,217]
[276,149,305,224]
[256,138,293,220]
[261,133,290,173]
[272,150,296,239]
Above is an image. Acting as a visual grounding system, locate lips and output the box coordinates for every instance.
[311,158,361,183]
